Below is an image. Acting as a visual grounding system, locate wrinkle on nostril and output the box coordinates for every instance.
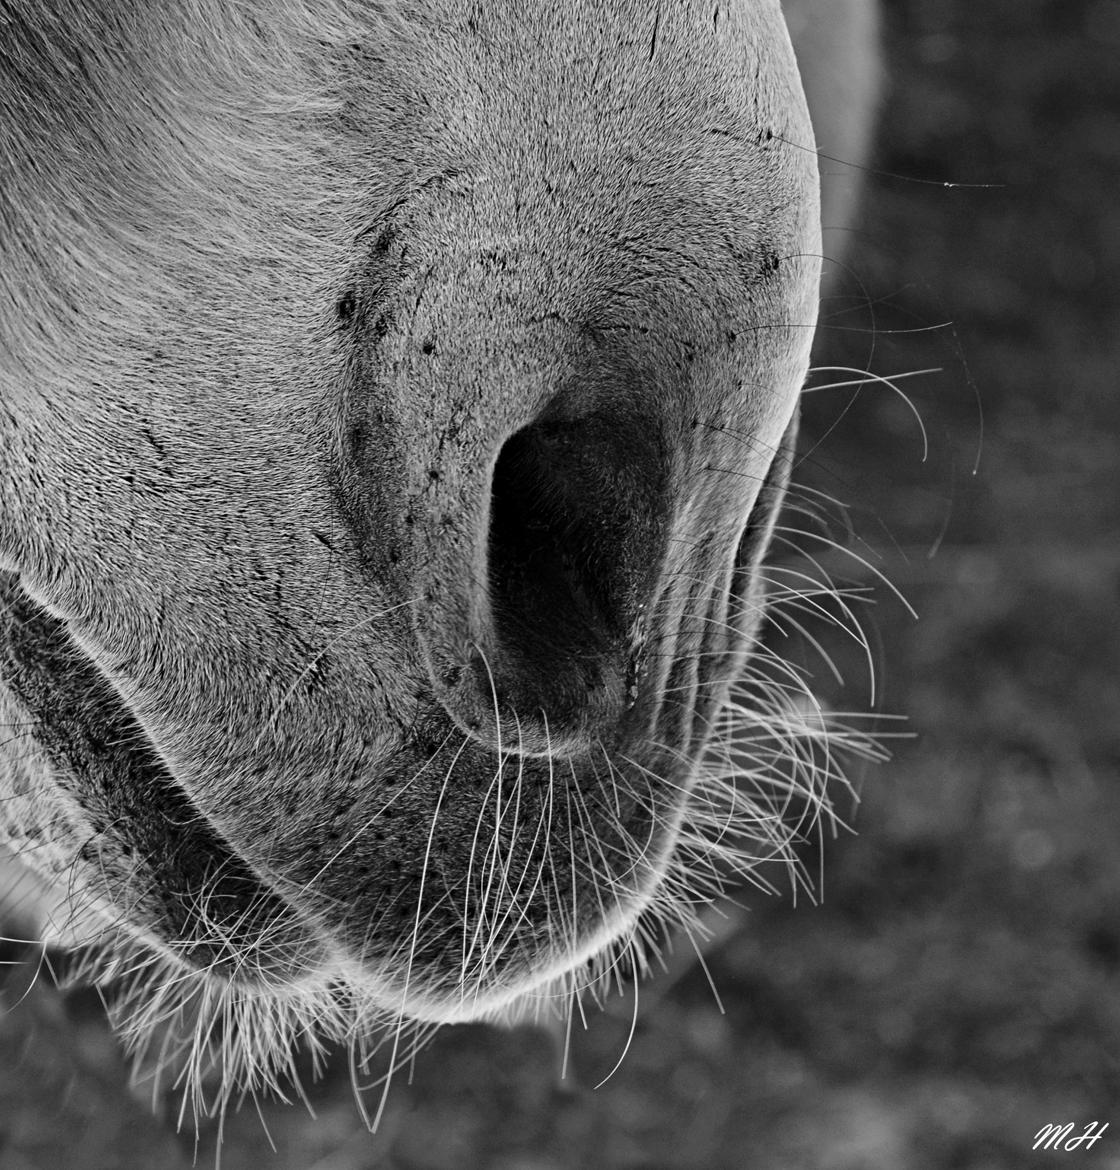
[418,397,798,760]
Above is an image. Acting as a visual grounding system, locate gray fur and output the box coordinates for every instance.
[0,0,878,1095]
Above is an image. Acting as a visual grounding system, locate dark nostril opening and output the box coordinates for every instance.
[481,407,667,733]
[489,419,617,659]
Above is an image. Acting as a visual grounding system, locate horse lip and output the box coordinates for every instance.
[0,573,332,985]
[0,567,723,1010]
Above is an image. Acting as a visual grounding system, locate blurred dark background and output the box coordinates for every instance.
[3,0,1119,1166]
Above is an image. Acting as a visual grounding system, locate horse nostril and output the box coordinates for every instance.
[489,422,618,654]
[451,404,668,751]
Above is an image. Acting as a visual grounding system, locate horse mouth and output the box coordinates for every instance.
[0,572,706,1019]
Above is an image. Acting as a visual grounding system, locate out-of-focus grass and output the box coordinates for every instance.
[3,1,1119,1166]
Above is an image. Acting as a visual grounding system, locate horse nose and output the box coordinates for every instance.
[421,392,669,757]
